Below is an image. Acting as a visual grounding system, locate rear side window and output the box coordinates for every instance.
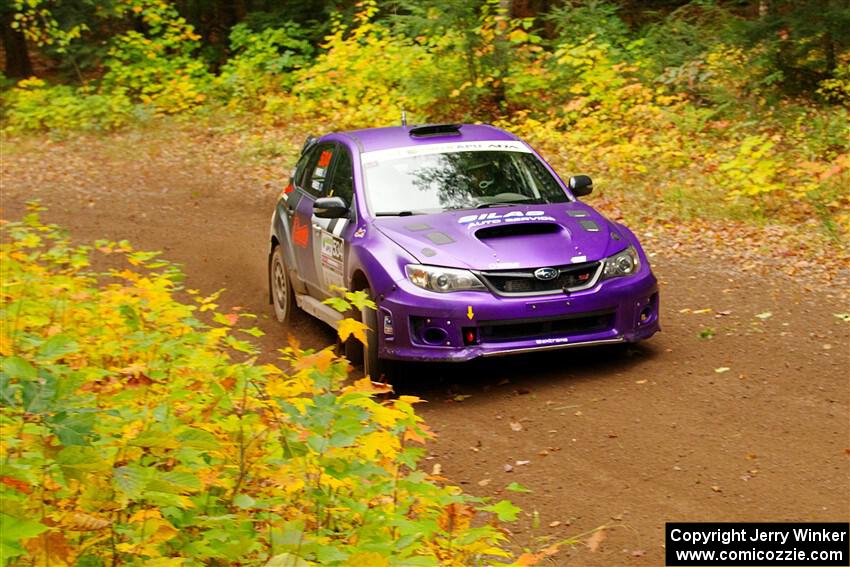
[302,143,336,197]
[292,152,311,189]
[330,148,354,206]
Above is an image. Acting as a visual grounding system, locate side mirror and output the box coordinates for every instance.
[568,175,593,197]
[314,196,349,219]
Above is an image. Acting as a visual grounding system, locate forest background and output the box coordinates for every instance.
[2,0,849,236]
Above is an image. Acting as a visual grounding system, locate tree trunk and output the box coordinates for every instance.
[1,10,33,78]
[492,0,513,108]
[823,31,836,73]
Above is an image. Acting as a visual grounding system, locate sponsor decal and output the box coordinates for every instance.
[292,216,309,248]
[361,140,532,163]
[535,337,570,345]
[458,210,556,229]
[320,232,345,289]
[459,210,545,223]
[354,226,367,238]
[328,218,348,237]
[570,255,587,263]
[487,261,520,269]
[318,150,333,168]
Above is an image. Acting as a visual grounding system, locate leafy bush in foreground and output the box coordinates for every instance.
[0,209,538,566]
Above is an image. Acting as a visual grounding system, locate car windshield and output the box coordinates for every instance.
[361,145,568,216]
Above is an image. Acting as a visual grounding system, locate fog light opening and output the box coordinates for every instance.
[640,305,653,324]
[422,327,448,345]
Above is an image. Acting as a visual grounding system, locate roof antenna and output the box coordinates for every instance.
[401,109,407,127]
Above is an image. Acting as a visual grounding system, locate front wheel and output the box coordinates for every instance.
[345,288,395,384]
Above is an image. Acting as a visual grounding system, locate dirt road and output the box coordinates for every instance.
[3,127,848,565]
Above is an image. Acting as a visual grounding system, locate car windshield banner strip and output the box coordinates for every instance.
[360,140,532,162]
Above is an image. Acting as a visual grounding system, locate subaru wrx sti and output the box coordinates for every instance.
[269,123,659,378]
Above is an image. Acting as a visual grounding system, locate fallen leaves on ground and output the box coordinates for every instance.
[587,529,607,552]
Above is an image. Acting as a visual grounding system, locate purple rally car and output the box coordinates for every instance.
[269,123,659,379]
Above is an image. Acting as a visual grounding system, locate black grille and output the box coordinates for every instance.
[479,261,600,295]
[478,311,615,343]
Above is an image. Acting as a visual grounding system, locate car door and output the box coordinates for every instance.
[290,142,335,297]
[311,145,356,297]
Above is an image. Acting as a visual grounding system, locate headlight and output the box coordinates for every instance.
[601,246,640,280]
[405,264,486,292]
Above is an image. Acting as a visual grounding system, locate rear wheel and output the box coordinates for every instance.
[271,246,296,325]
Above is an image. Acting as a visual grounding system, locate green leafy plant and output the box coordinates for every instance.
[1,78,134,132]
[100,0,212,115]
[698,327,716,339]
[218,22,313,105]
[0,208,560,565]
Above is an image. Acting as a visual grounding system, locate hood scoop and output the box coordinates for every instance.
[475,222,562,240]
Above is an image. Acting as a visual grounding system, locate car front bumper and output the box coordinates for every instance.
[376,266,660,362]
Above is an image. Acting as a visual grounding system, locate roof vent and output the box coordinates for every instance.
[408,124,462,138]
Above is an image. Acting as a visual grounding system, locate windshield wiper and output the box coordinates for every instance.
[375,210,422,217]
[475,199,538,209]
[475,202,512,209]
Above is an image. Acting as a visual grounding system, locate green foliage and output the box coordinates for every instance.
[736,0,850,97]
[10,0,101,80]
[284,1,436,128]
[2,0,849,234]
[101,0,212,114]
[637,1,735,90]
[0,210,536,565]
[389,0,544,116]
[1,78,134,132]
[11,0,89,55]
[218,22,313,105]
[3,0,214,128]
[547,1,631,49]
[817,61,850,103]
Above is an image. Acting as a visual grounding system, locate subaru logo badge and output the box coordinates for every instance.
[534,267,559,281]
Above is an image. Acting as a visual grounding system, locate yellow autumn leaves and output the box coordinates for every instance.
[0,210,529,565]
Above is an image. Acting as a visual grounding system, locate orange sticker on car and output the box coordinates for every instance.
[318,150,333,168]
[292,216,309,248]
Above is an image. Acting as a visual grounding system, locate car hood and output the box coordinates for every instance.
[372,203,626,271]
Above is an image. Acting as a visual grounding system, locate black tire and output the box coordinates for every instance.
[344,287,395,384]
[360,299,382,380]
[270,245,296,325]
